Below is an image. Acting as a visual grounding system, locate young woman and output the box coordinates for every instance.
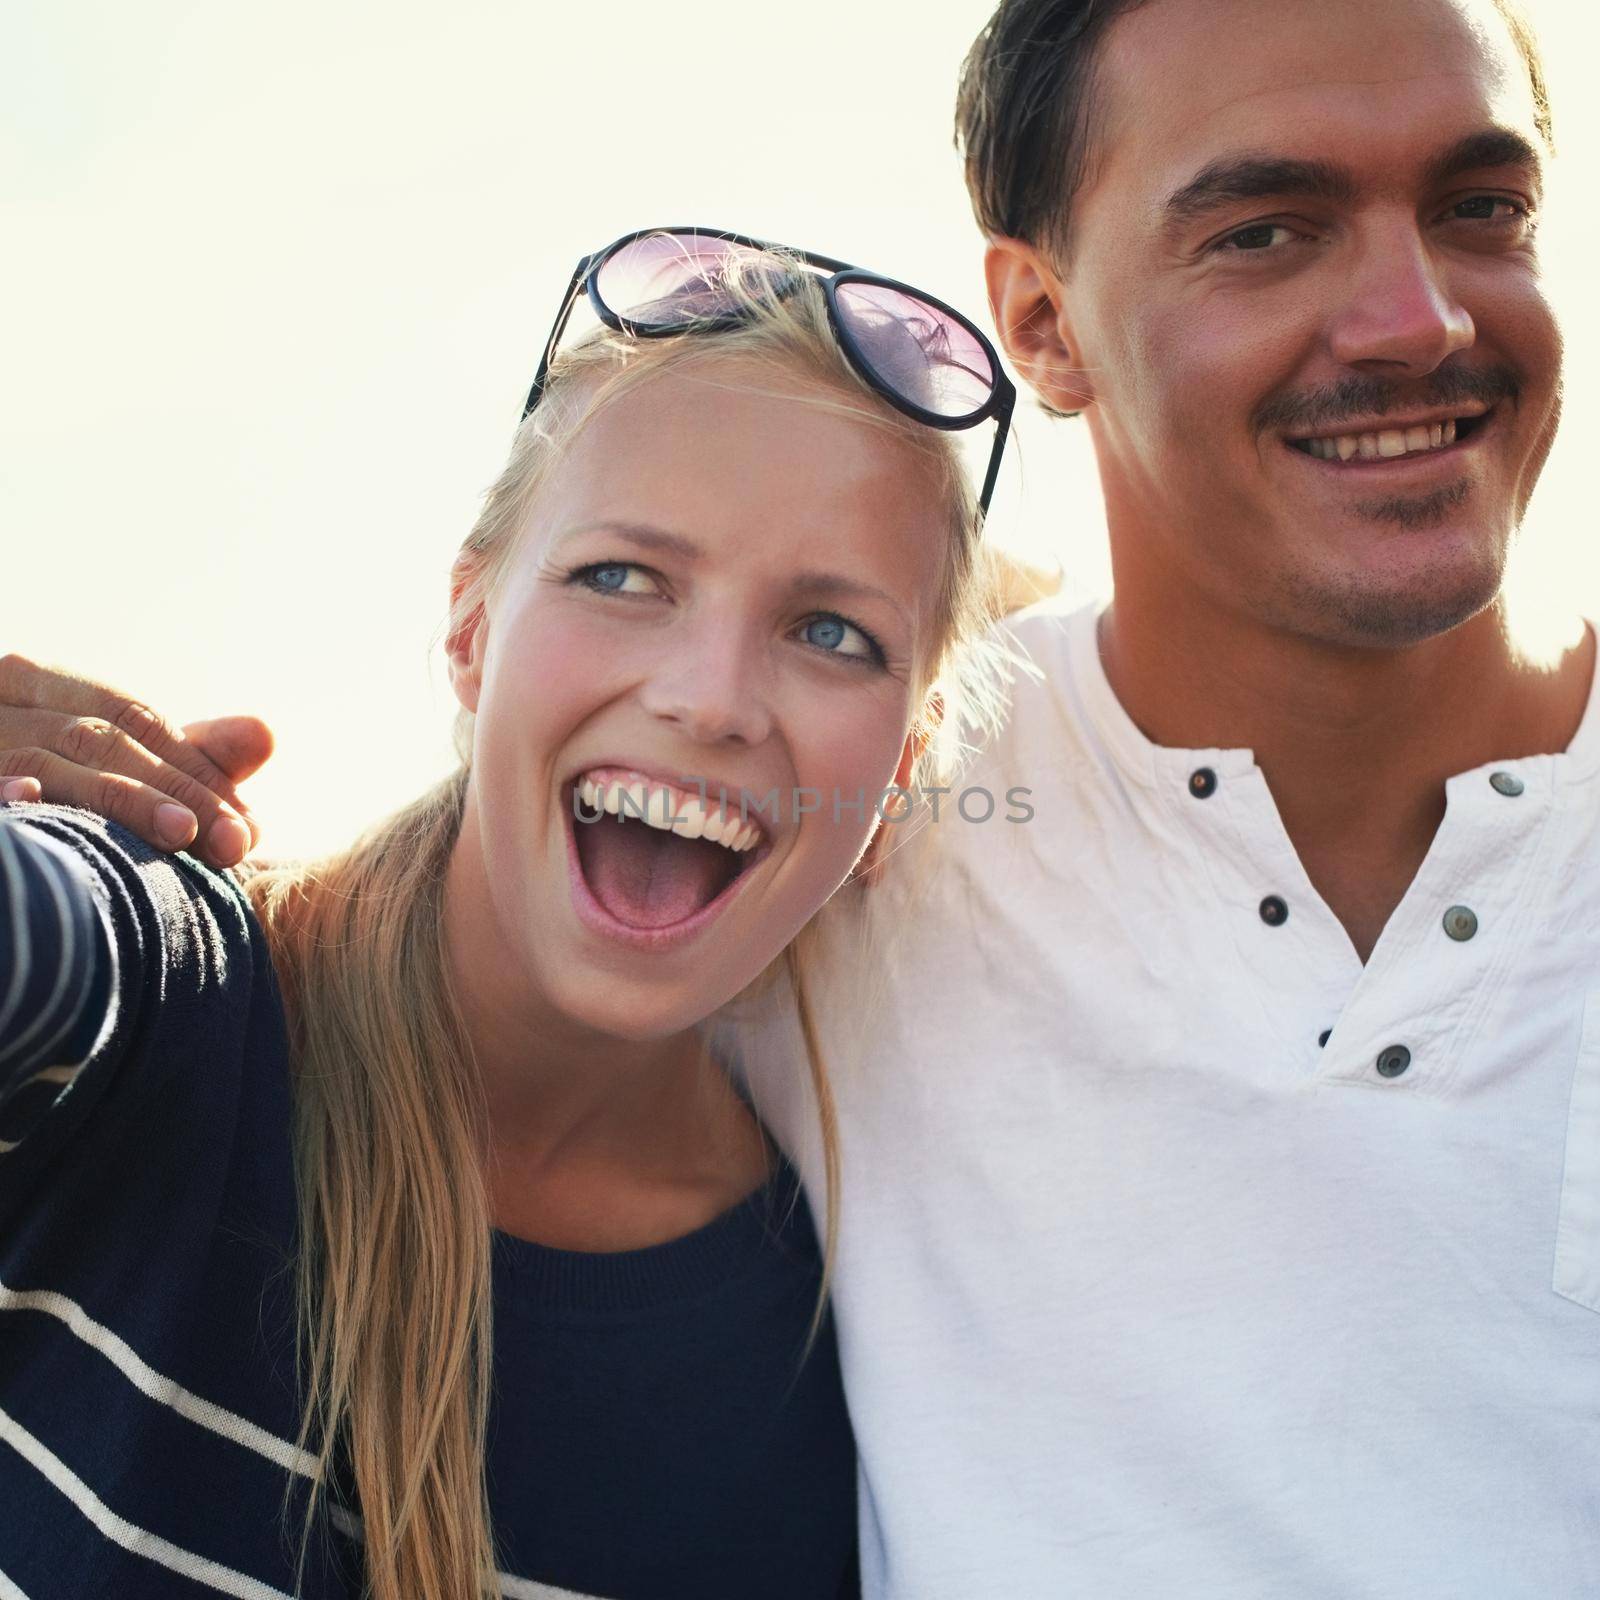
[0,231,1022,1599]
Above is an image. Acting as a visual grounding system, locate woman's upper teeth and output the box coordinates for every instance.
[1297,417,1466,461]
[576,773,762,852]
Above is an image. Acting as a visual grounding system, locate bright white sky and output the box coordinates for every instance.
[3,0,1596,858]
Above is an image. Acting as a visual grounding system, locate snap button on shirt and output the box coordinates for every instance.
[1490,769,1526,797]
[1443,905,1479,941]
[1259,894,1289,926]
[1375,1043,1413,1077]
[1189,766,1217,799]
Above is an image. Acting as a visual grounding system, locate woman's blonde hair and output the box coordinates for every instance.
[242,253,1040,1599]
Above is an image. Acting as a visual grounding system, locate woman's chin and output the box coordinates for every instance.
[552,968,762,1042]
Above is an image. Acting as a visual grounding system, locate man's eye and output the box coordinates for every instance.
[799,613,882,666]
[570,561,659,597]
[1214,222,1301,254]
[1449,195,1531,225]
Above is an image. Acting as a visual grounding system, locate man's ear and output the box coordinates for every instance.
[445,555,488,715]
[985,235,1096,417]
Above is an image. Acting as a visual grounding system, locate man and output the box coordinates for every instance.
[724,0,1599,1594]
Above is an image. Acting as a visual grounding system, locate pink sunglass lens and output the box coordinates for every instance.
[595,234,781,327]
[832,282,995,420]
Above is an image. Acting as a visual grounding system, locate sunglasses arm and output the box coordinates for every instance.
[522,255,596,421]
[978,384,1017,518]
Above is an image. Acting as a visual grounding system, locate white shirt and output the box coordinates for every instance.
[726,600,1600,1600]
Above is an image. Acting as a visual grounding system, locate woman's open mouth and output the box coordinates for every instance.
[563,768,771,951]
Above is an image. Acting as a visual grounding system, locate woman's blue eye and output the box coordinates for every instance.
[801,613,881,665]
[571,561,657,596]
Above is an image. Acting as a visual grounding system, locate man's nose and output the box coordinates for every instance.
[637,626,774,748]
[1325,218,1476,377]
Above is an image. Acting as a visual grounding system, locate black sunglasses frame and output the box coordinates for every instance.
[520,225,1016,516]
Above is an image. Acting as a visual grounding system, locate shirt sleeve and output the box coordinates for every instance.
[0,810,119,1144]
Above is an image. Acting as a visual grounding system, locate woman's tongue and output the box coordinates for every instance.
[577,816,734,929]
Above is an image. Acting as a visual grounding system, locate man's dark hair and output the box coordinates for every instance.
[956,0,1554,266]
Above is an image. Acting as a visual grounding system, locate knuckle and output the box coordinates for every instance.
[0,653,39,698]
[90,770,136,827]
[158,770,213,817]
[0,748,50,782]
[56,716,120,769]
[110,696,170,751]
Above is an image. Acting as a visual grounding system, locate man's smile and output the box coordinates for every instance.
[1278,400,1501,474]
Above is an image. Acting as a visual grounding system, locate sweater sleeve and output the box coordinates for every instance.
[0,799,272,1210]
[0,810,120,1142]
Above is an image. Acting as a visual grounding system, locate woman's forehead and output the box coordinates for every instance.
[528,359,950,589]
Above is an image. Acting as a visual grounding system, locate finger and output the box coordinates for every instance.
[0,748,203,855]
[2,776,43,803]
[180,716,275,790]
[0,715,250,867]
[0,653,255,830]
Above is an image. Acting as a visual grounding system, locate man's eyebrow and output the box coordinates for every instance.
[1422,127,1544,200]
[550,521,703,561]
[1161,126,1545,231]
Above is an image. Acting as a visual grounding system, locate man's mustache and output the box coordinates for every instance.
[1254,365,1520,437]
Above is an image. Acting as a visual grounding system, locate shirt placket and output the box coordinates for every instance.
[1153,747,1555,1091]
[1316,758,1555,1096]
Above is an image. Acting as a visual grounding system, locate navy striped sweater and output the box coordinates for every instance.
[0,804,857,1599]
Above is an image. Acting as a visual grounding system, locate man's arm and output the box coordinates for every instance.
[0,653,272,869]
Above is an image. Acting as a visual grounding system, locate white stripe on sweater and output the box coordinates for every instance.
[0,824,78,1075]
[10,1064,81,1092]
[0,1278,320,1479]
[0,1405,294,1600]
[0,1563,31,1598]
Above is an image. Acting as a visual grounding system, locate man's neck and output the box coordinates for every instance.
[1096,592,1595,962]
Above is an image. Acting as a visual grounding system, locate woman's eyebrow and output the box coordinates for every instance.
[1160,125,1544,233]
[787,572,909,625]
[551,522,909,623]
[550,521,703,561]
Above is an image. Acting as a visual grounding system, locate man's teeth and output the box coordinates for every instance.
[575,776,761,852]
[1299,417,1461,461]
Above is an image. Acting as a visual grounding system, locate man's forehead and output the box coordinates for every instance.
[1089,0,1539,207]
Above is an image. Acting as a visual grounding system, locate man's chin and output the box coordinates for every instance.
[1269,551,1507,651]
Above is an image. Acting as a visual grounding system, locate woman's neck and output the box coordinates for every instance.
[441,793,770,1249]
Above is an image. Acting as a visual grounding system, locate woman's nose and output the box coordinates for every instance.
[637,630,774,748]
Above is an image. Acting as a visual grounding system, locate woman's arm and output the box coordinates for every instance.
[0,812,116,1128]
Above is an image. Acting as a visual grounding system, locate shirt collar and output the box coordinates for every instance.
[1067,603,1600,791]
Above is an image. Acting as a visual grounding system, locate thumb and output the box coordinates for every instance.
[181,715,276,785]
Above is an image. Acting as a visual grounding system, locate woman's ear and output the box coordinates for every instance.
[985,235,1096,417]
[445,555,488,715]
[853,693,942,889]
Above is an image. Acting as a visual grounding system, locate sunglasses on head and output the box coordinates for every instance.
[522,226,1016,517]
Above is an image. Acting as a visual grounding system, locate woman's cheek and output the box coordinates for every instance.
[789,704,911,862]
[483,603,630,743]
